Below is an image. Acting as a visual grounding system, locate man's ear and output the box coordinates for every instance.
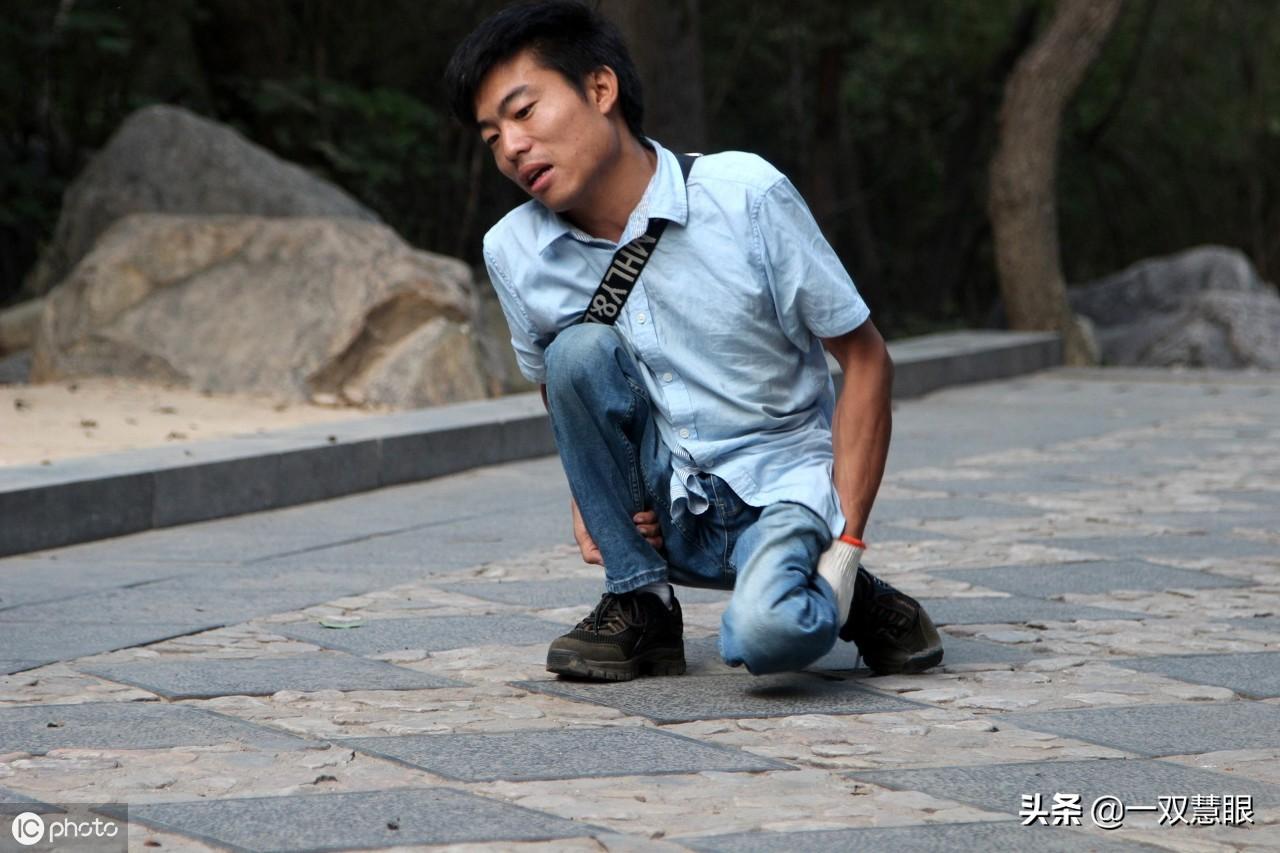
[585,65,620,117]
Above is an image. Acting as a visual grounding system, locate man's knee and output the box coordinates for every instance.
[545,323,623,390]
[723,593,836,675]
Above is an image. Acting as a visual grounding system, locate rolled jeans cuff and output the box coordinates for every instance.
[604,564,669,595]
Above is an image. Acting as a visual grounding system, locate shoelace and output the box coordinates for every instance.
[578,593,644,634]
[860,575,916,635]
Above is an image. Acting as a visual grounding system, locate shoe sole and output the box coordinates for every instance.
[546,647,686,681]
[864,644,944,676]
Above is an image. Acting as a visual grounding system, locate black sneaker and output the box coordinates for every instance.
[546,590,685,681]
[841,566,943,674]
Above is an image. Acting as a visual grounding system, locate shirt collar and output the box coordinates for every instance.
[533,138,690,254]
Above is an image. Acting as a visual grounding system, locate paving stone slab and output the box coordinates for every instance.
[440,578,730,609]
[1232,615,1280,634]
[0,661,40,675]
[15,513,352,565]
[1012,460,1186,483]
[0,556,213,609]
[1,584,352,627]
[1029,535,1278,562]
[341,725,789,782]
[901,477,1092,496]
[1116,652,1280,699]
[865,523,956,544]
[275,614,568,655]
[255,507,571,572]
[0,579,98,610]
[0,622,209,669]
[79,653,467,699]
[916,596,1146,626]
[686,820,1157,852]
[683,632,1035,677]
[872,498,1047,522]
[1136,509,1280,536]
[1210,489,1280,508]
[105,787,598,850]
[248,473,575,573]
[929,633,1045,666]
[513,672,925,724]
[999,702,1280,757]
[850,758,1280,816]
[145,565,433,597]
[17,468,473,564]
[681,636,819,676]
[0,702,317,754]
[936,560,1249,598]
[0,787,64,816]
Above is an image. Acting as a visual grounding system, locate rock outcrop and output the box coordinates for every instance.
[32,215,490,407]
[0,298,43,356]
[27,104,378,296]
[1069,246,1280,369]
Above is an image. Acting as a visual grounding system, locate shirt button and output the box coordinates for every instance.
[662,372,673,383]
[679,428,690,439]
[636,312,647,324]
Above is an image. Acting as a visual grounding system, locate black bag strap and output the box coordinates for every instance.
[581,152,698,324]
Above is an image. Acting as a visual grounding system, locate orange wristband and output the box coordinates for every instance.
[839,534,867,549]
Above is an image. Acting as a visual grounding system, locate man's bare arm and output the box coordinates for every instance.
[821,321,893,540]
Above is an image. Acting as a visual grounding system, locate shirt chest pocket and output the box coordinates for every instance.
[651,261,776,349]
[690,283,790,378]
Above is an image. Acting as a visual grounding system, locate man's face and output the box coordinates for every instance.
[474,49,616,213]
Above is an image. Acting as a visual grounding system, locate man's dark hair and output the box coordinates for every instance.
[444,0,647,145]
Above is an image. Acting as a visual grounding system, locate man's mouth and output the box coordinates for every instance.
[528,165,553,192]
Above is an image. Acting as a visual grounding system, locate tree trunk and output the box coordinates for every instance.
[988,0,1123,364]
[600,0,707,153]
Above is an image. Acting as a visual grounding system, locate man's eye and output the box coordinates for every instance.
[514,103,533,119]
[484,134,498,148]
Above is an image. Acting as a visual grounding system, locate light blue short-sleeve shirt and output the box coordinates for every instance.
[482,139,870,536]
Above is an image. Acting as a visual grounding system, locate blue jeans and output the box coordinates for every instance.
[544,323,841,674]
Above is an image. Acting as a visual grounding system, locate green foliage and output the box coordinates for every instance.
[242,77,446,208]
[703,0,1035,329]
[1060,0,1280,282]
[0,0,206,303]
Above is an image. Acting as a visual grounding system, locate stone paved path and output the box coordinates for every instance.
[1,367,1278,851]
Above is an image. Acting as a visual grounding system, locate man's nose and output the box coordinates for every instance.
[500,127,531,163]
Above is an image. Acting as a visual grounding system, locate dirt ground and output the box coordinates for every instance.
[1,377,369,467]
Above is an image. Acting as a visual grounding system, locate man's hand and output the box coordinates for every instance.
[570,498,603,565]
[633,509,664,552]
[570,499,665,565]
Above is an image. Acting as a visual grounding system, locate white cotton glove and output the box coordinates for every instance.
[816,535,866,624]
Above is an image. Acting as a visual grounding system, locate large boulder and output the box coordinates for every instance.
[1089,290,1280,369]
[0,298,42,356]
[31,214,490,407]
[1069,246,1280,368]
[27,104,378,296]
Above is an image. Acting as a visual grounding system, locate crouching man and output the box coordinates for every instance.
[445,0,942,680]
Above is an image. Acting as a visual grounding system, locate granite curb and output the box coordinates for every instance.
[1,329,1061,556]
